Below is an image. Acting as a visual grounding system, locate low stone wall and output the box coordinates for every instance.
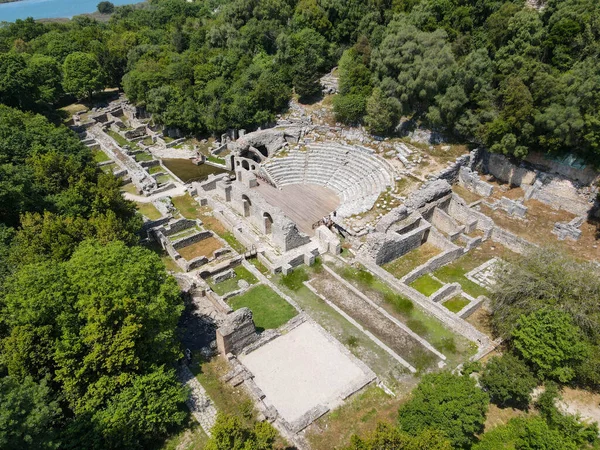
[160,218,198,236]
[430,283,461,303]
[365,223,431,265]
[490,227,534,254]
[315,225,341,254]
[140,159,160,168]
[402,246,465,284]
[124,125,147,140]
[430,154,471,184]
[459,296,487,319]
[458,166,494,197]
[172,231,213,250]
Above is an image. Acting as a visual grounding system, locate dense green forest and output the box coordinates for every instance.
[1,0,599,161]
[1,0,600,448]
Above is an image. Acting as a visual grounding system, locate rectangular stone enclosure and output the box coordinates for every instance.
[239,321,375,431]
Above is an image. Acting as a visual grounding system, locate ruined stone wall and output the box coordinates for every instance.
[431,208,463,238]
[525,151,598,185]
[227,182,311,252]
[402,247,465,284]
[490,227,533,254]
[172,231,213,249]
[365,223,431,265]
[447,196,495,232]
[216,308,258,355]
[315,225,341,254]
[482,153,536,186]
[159,218,198,236]
[458,166,494,197]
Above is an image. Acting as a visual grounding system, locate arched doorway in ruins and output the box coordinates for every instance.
[263,212,273,234]
[242,194,251,217]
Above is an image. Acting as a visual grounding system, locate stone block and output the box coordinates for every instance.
[216,308,258,355]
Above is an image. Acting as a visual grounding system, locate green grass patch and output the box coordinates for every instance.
[120,182,139,195]
[136,202,162,220]
[134,152,153,162]
[207,155,226,165]
[248,258,269,275]
[156,174,173,185]
[220,231,245,253]
[210,265,258,296]
[443,296,470,313]
[100,162,116,173]
[106,130,129,147]
[410,274,443,297]
[281,267,309,291]
[142,137,154,146]
[148,165,163,174]
[229,285,297,331]
[383,291,414,315]
[433,265,489,298]
[382,243,441,279]
[92,149,110,163]
[163,135,174,143]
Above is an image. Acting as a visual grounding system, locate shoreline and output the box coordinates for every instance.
[0,0,146,23]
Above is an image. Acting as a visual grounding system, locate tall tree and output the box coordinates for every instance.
[397,372,489,448]
[62,52,105,102]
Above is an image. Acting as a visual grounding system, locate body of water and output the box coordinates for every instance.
[0,0,142,22]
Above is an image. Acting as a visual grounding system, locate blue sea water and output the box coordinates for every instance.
[0,0,142,22]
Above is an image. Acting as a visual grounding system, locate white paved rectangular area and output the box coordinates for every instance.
[239,321,370,424]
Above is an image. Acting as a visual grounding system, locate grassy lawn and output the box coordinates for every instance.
[210,265,258,296]
[248,258,270,275]
[161,420,208,450]
[143,240,182,273]
[61,103,88,116]
[120,182,139,195]
[135,151,153,162]
[100,162,117,173]
[142,136,154,146]
[443,296,470,313]
[172,194,203,219]
[382,243,442,279]
[92,149,111,163]
[229,285,297,332]
[178,237,223,261]
[190,356,256,426]
[135,202,162,220]
[207,155,226,165]
[409,274,443,297]
[306,385,408,450]
[281,266,310,291]
[106,129,130,147]
[433,264,489,298]
[156,174,173,184]
[148,165,163,174]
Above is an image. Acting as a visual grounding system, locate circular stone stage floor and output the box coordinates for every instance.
[251,182,340,235]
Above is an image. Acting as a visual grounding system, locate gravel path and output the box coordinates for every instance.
[177,365,217,436]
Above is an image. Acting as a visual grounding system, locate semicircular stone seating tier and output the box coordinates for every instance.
[260,142,395,217]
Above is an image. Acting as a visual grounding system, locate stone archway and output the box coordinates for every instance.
[242,194,251,217]
[242,160,250,170]
[263,212,273,234]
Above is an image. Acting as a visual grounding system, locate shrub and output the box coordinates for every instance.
[480,353,538,409]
